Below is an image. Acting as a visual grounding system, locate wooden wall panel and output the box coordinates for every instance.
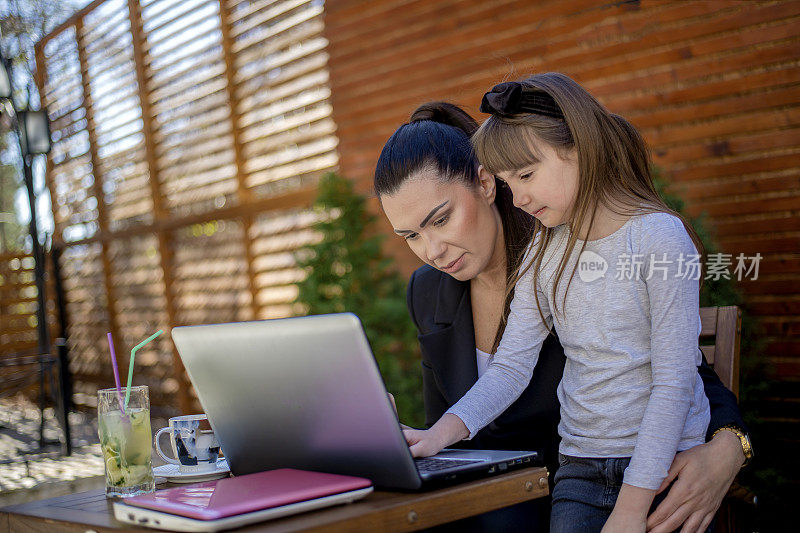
[323,0,800,384]
[16,0,800,431]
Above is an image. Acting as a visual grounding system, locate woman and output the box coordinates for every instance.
[374,102,749,532]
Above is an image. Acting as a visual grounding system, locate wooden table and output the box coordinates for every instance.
[0,467,548,532]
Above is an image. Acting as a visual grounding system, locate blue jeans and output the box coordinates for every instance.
[550,454,713,533]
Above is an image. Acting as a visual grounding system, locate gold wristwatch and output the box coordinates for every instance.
[711,425,753,467]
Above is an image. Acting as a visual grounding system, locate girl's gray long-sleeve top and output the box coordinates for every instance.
[447,212,710,490]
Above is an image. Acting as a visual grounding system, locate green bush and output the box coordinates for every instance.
[294,172,425,427]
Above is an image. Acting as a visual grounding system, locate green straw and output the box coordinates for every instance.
[124,329,164,410]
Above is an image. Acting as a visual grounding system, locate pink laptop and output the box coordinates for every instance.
[114,469,372,530]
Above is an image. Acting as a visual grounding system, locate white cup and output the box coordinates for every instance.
[154,414,220,473]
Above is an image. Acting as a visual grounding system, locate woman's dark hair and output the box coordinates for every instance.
[374,102,535,351]
[374,102,478,196]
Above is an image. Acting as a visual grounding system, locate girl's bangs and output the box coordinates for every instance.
[472,119,542,175]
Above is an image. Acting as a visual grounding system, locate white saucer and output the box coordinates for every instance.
[153,458,230,484]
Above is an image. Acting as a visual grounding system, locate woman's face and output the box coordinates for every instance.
[494,141,579,229]
[381,170,501,281]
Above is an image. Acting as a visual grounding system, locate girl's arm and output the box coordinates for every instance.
[602,484,654,533]
[613,215,707,521]
[405,253,552,456]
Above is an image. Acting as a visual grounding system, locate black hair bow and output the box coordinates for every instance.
[479,81,564,120]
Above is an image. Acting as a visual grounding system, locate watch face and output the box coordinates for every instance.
[719,426,752,462]
[736,429,753,461]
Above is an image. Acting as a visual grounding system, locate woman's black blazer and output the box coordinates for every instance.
[406,264,746,473]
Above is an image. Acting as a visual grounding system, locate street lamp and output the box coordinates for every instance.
[0,59,52,153]
[0,53,61,451]
[0,54,52,351]
[0,57,11,99]
[18,109,52,155]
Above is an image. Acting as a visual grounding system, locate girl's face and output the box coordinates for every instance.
[381,170,501,281]
[492,141,579,228]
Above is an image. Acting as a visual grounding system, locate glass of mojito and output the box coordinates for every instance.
[97,386,155,497]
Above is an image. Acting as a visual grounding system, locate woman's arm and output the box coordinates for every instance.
[405,269,421,332]
[421,360,451,427]
[645,358,746,532]
[698,357,747,437]
[403,269,470,453]
[406,270,452,427]
[644,333,747,532]
[646,430,744,533]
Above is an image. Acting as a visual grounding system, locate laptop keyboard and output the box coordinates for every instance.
[415,457,483,472]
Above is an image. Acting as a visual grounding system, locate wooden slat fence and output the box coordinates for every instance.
[326,0,800,372]
[0,252,59,354]
[13,0,338,415]
[0,250,60,398]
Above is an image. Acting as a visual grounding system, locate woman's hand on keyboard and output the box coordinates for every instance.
[387,392,412,430]
[403,414,469,457]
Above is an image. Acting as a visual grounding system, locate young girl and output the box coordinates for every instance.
[403,73,712,533]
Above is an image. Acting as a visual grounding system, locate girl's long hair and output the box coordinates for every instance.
[472,72,704,323]
[374,102,535,351]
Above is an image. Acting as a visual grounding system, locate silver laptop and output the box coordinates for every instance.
[171,313,537,489]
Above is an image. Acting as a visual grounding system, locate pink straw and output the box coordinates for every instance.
[107,332,125,413]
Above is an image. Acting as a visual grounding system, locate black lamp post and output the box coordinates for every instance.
[0,55,10,99]
[0,55,63,451]
[0,57,52,358]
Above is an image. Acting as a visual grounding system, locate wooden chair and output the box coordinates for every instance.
[699,306,742,397]
[699,306,756,533]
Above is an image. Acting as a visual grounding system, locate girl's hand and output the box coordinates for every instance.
[602,509,646,533]
[402,413,469,457]
[646,430,744,532]
[603,483,653,533]
[402,428,446,457]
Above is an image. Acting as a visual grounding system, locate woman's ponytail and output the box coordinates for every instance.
[410,102,479,137]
